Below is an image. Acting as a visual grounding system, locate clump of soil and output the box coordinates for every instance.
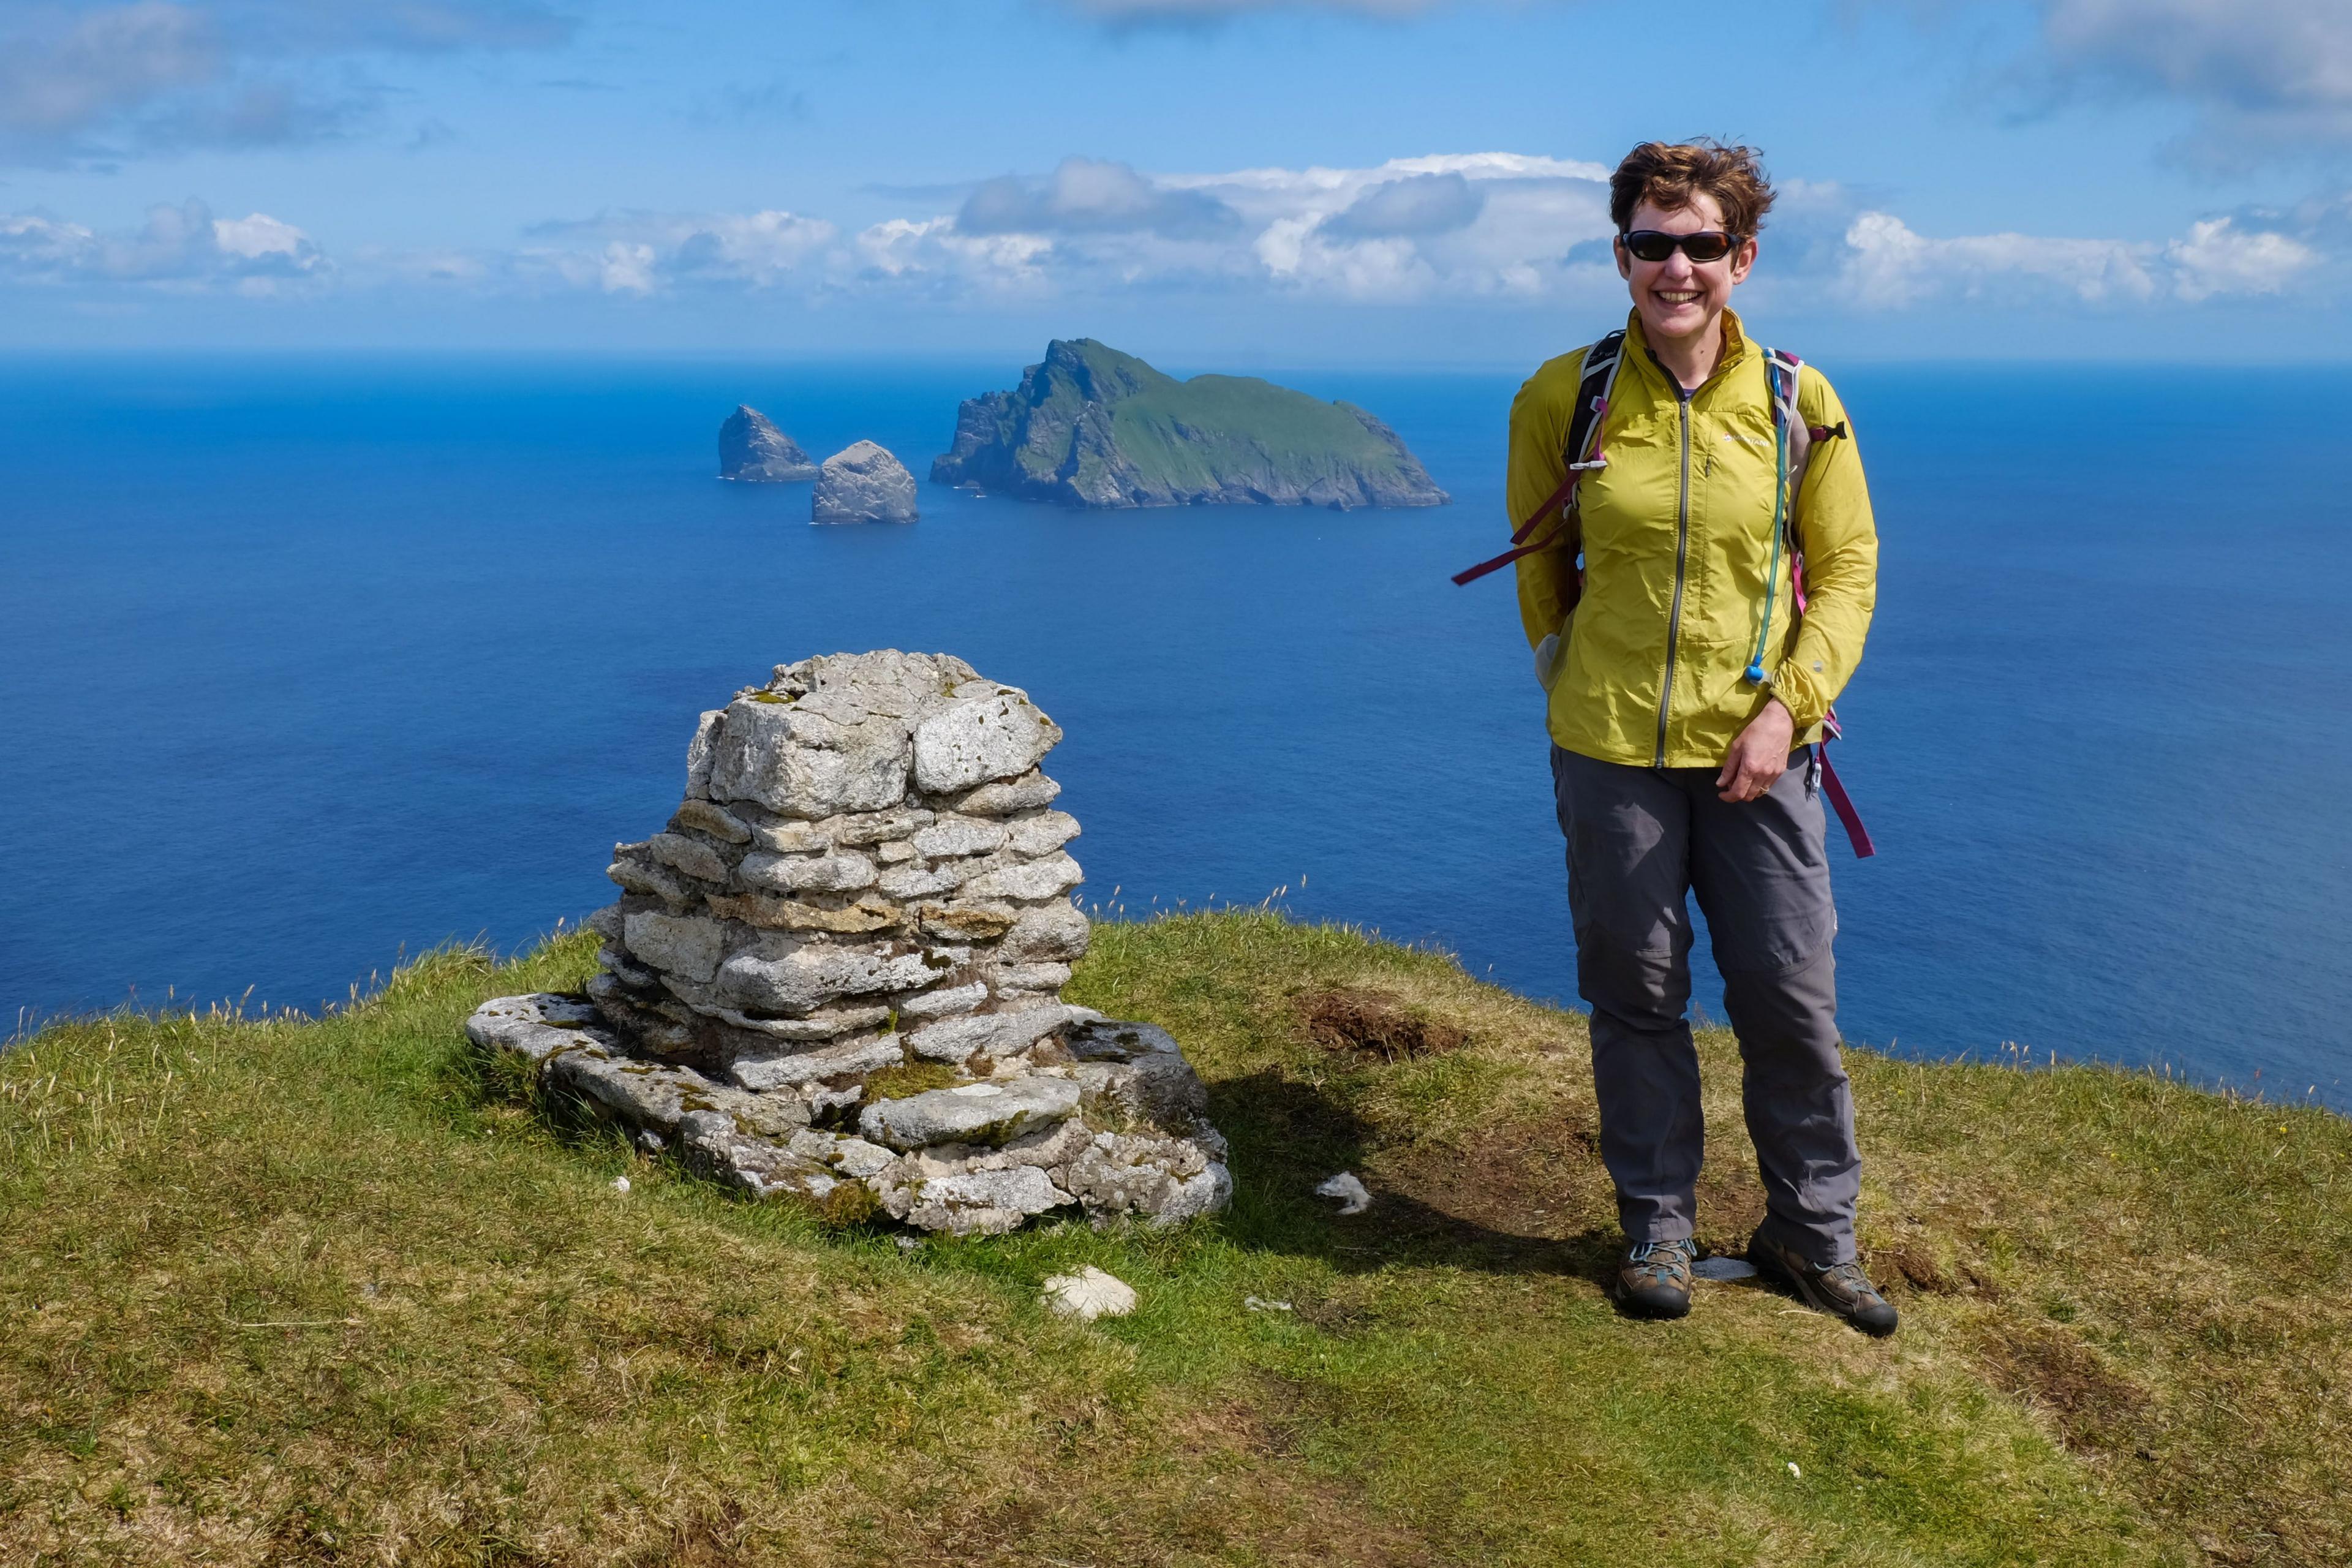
[1297,989,1468,1062]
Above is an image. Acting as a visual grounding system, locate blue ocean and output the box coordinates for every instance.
[2,354,2346,1106]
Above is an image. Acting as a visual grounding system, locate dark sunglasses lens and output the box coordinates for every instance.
[1622,230,1736,263]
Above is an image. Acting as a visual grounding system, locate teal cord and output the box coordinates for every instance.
[1746,374,1787,685]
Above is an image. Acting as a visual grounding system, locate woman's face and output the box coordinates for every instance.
[1615,192,1758,349]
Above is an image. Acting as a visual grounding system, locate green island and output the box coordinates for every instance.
[3,912,2344,1566]
[930,339,1449,510]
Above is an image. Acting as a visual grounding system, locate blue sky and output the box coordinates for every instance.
[2,0,2348,361]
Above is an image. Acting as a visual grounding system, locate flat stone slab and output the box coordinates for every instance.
[859,1074,1082,1151]
[903,1166,1075,1235]
[464,993,611,1061]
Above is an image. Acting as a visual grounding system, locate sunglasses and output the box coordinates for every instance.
[1618,229,1744,263]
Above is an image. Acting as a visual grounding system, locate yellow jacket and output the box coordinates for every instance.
[1510,309,1878,767]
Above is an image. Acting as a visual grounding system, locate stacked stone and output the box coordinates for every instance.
[466,650,1230,1237]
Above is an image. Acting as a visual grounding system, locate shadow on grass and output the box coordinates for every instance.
[1207,1068,1617,1289]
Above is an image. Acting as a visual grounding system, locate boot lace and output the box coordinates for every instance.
[1820,1260,1883,1302]
[1627,1239,1695,1283]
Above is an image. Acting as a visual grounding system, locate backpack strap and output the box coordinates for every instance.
[1745,349,1802,684]
[1763,346,1875,859]
[1451,330,1627,586]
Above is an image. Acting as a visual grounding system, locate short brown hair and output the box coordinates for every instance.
[1609,140,1775,238]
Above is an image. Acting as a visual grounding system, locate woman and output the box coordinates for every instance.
[1507,141,1895,1333]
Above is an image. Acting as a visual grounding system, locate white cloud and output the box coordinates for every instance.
[0,197,326,289]
[855,217,1053,284]
[1839,211,2160,307]
[1836,207,2318,308]
[6,151,2336,321]
[2038,0,2352,125]
[0,0,573,163]
[2164,216,2316,302]
[959,156,1243,239]
[520,209,840,293]
[1320,172,1485,238]
[1883,0,2352,157]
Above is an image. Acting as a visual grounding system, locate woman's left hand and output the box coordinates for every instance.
[1716,699,1795,802]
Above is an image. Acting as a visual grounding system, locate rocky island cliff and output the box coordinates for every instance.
[719,405,817,482]
[930,339,1448,510]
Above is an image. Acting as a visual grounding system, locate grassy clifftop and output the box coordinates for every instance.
[3,913,2346,1566]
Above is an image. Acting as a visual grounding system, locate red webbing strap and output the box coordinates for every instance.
[1817,741,1875,859]
[1457,332,1622,588]
[1793,536,1873,856]
[1450,469,1581,585]
[1812,710,1874,858]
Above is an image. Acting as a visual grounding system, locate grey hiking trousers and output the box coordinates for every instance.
[1550,745,1861,1266]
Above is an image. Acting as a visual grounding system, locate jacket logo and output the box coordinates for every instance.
[1719,432,1768,447]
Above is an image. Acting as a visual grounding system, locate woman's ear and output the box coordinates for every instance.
[1613,233,1633,282]
[1729,235,1758,285]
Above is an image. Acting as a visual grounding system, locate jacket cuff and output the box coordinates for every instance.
[1770,666,1828,731]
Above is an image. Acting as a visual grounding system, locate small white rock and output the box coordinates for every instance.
[1041,1265,1137,1322]
[611,1176,631,1193]
[1788,1461,1801,1478]
[1314,1172,1372,1216]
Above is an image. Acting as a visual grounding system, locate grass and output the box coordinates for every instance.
[2,911,2346,1566]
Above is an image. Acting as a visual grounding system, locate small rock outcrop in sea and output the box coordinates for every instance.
[466,650,1231,1237]
[718,405,818,482]
[930,338,1448,510]
[813,441,919,525]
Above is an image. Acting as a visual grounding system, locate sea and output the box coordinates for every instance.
[2,354,2346,1107]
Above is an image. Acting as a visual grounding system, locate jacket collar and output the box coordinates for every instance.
[1623,306,1751,399]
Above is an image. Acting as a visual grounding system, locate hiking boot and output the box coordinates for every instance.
[1615,1238,1695,1319]
[1749,1230,1899,1336]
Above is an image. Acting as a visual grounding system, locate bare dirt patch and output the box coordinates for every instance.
[1297,989,1467,1063]
[1974,1324,2146,1450]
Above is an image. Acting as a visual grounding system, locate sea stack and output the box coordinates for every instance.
[464,651,1232,1236]
[719,405,818,481]
[931,338,1448,510]
[813,441,918,525]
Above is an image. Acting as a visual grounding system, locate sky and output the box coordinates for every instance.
[2,0,2349,363]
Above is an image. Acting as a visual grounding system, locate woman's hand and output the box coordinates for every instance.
[1716,698,1795,802]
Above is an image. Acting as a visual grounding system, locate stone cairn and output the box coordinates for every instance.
[466,650,1231,1236]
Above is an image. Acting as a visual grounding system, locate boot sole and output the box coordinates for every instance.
[1613,1281,1692,1319]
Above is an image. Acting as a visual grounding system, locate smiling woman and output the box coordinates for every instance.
[1500,139,1891,1330]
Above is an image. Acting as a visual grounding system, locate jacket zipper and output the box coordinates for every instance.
[1654,382,1695,767]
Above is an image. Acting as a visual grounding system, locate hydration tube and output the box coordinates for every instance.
[1744,386,1789,686]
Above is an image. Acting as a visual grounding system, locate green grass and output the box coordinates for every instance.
[4,912,2346,1565]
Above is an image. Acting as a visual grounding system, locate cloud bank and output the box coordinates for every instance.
[0,197,326,290]
[2031,0,2352,150]
[4,151,2334,320]
[1057,0,2352,156]
[0,0,573,163]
